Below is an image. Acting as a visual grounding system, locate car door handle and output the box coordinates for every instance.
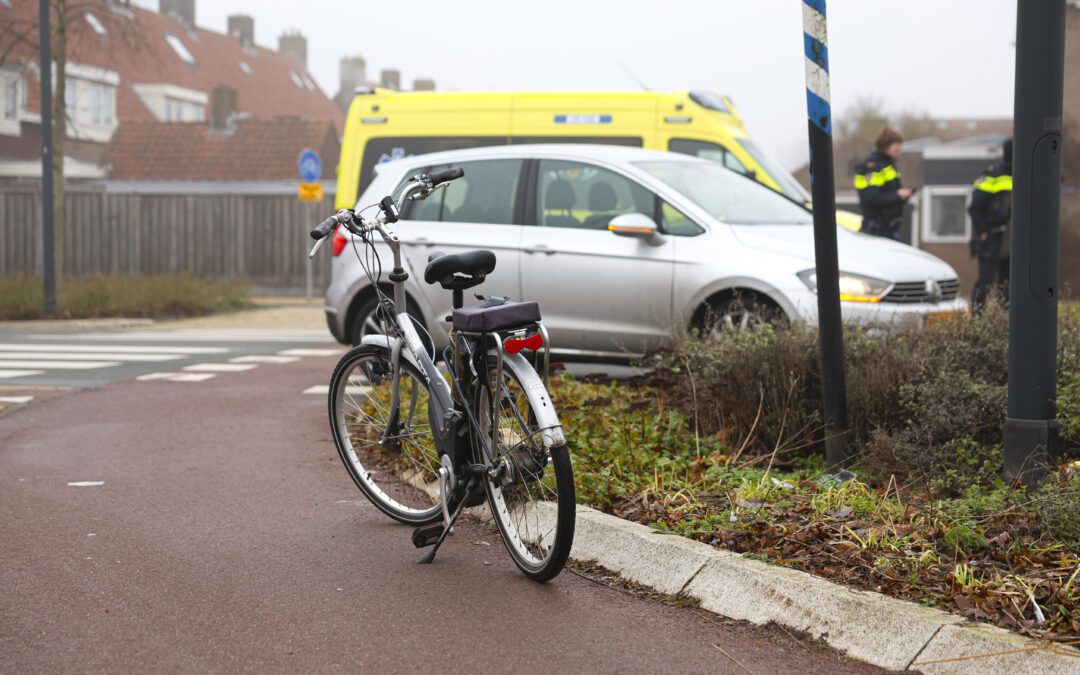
[524,245,555,255]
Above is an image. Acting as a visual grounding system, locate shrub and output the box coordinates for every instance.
[647,301,1076,493]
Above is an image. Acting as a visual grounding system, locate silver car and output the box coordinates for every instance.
[324,145,965,360]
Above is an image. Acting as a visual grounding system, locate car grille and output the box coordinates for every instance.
[882,278,960,304]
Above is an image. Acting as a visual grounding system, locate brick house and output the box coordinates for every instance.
[0,0,343,180]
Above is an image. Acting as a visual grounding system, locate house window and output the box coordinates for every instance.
[85,12,108,36]
[164,33,197,66]
[164,96,203,122]
[64,76,117,136]
[3,74,18,120]
[920,186,971,244]
[289,71,304,89]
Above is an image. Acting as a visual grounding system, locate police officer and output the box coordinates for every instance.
[854,126,915,241]
[969,138,1013,308]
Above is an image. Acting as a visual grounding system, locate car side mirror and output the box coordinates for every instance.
[607,213,664,244]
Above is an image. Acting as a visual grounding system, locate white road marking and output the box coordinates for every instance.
[279,348,343,357]
[0,344,228,354]
[0,396,34,404]
[183,363,257,373]
[0,360,120,370]
[0,352,183,362]
[67,481,104,487]
[137,372,217,383]
[0,370,43,379]
[229,355,300,364]
[36,330,332,343]
[303,384,371,396]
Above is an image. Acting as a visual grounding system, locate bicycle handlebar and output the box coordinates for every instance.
[309,215,340,240]
[428,167,464,185]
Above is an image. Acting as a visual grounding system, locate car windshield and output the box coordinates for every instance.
[635,161,814,225]
[737,139,812,203]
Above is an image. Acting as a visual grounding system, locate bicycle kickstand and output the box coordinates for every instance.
[413,474,476,564]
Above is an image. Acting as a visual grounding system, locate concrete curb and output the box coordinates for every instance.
[566,505,1079,674]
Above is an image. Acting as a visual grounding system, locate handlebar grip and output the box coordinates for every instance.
[429,167,464,185]
[310,216,338,240]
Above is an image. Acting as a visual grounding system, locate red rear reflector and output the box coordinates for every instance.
[503,332,543,354]
[331,226,347,256]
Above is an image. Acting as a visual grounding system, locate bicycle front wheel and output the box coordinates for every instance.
[475,353,575,581]
[329,344,442,525]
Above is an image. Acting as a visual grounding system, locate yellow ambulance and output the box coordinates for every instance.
[336,88,861,230]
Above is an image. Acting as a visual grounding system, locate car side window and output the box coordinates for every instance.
[401,159,524,225]
[536,159,654,231]
[660,201,705,237]
[668,138,749,175]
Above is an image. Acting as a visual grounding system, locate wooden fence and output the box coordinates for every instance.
[0,184,333,289]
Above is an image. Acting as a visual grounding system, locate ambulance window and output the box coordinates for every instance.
[668,138,749,176]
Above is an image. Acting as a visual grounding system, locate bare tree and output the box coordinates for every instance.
[0,0,150,290]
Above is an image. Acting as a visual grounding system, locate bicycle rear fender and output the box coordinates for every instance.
[501,351,566,448]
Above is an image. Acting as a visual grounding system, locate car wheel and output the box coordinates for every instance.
[350,296,435,357]
[696,291,785,339]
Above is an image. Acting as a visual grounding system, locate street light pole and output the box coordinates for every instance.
[1003,0,1066,483]
[38,0,57,316]
[802,0,849,468]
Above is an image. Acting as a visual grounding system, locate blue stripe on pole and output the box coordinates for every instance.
[803,0,827,17]
[806,89,832,137]
[803,33,829,69]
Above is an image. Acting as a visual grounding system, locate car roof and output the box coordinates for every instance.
[375,144,711,173]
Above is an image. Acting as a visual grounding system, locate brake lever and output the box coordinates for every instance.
[308,237,326,259]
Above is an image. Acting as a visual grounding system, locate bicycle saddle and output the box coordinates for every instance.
[424,249,497,288]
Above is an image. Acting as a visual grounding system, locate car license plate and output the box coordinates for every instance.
[925,310,962,329]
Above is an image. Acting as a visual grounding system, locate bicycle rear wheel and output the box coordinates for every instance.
[329,344,442,525]
[474,353,575,581]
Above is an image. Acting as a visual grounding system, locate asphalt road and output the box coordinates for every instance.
[0,348,881,673]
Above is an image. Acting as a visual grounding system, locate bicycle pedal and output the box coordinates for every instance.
[411,523,447,549]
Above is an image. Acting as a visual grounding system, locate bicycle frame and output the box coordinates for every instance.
[354,181,566,467]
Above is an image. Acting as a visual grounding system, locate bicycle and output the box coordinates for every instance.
[308,168,575,581]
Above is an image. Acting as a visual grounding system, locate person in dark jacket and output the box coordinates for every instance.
[853,126,915,241]
[969,138,1013,309]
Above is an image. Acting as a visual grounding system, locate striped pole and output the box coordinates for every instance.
[802,0,849,467]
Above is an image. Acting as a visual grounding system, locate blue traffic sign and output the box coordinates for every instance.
[298,149,322,182]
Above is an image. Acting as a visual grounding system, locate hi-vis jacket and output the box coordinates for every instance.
[853,150,905,226]
[968,161,1013,255]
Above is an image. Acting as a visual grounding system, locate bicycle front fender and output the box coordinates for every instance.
[501,351,566,448]
[361,334,422,370]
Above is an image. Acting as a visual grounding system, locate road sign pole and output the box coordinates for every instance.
[1003,0,1066,483]
[802,0,849,468]
[39,0,57,316]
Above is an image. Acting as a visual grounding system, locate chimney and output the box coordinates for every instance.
[159,0,195,31]
[227,15,254,49]
[336,55,367,110]
[380,69,401,91]
[210,85,238,133]
[413,78,436,92]
[278,31,308,69]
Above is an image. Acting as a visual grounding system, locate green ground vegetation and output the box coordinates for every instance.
[554,303,1080,643]
[0,276,253,320]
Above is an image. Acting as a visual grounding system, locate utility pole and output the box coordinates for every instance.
[1003,0,1066,483]
[802,0,849,468]
[38,0,57,315]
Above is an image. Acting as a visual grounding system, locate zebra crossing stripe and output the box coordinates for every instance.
[0,344,228,354]
[0,370,43,379]
[278,348,343,357]
[0,352,183,362]
[302,384,371,396]
[0,360,120,370]
[0,396,34,404]
[230,355,301,364]
[137,372,217,383]
[182,363,258,373]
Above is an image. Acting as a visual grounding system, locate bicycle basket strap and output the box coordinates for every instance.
[452,300,541,332]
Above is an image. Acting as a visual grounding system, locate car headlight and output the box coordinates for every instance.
[797,270,891,303]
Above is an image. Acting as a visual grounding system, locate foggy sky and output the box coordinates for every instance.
[133,1,1018,169]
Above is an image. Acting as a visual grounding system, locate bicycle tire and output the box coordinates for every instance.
[474,352,575,581]
[329,344,442,525]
